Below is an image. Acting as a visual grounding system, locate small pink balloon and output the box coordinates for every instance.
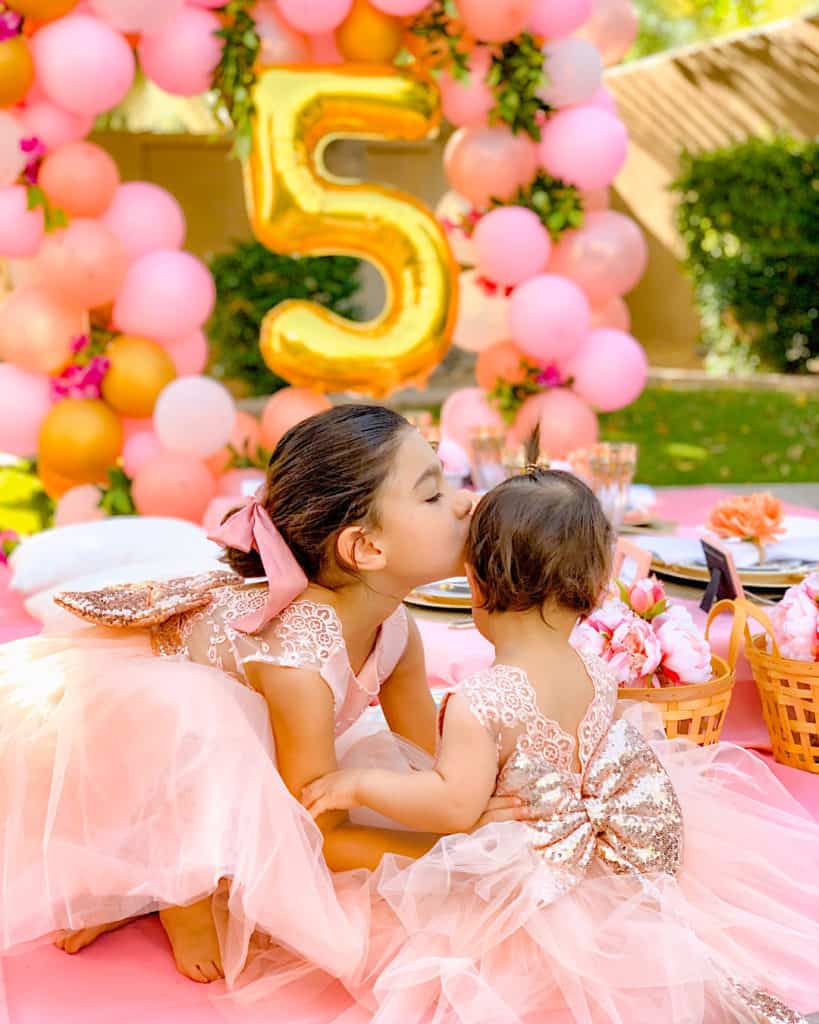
[585,84,617,113]
[255,1,311,63]
[0,111,25,188]
[548,210,647,306]
[529,0,593,38]
[101,182,186,261]
[539,38,602,108]
[0,287,83,375]
[509,388,598,459]
[54,484,107,527]
[457,0,533,42]
[217,468,266,498]
[38,141,120,219]
[444,126,538,210]
[90,0,185,33]
[121,429,163,478]
[0,186,44,258]
[113,250,215,343]
[591,295,630,332]
[276,0,353,34]
[370,0,428,13]
[308,32,343,63]
[507,274,591,365]
[576,0,639,66]
[453,270,510,353]
[18,100,93,152]
[440,387,504,451]
[31,15,136,117]
[154,376,236,459]
[473,206,551,287]
[538,107,627,192]
[34,218,128,310]
[0,363,53,457]
[260,388,332,450]
[132,451,216,523]
[440,48,494,128]
[163,329,208,376]
[138,8,223,97]
[565,328,647,411]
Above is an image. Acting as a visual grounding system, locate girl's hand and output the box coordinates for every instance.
[471,795,530,831]
[302,770,362,820]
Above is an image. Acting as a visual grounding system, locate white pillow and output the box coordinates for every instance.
[25,554,227,632]
[9,517,222,596]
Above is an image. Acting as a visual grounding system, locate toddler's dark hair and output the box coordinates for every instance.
[222,404,411,580]
[468,469,614,617]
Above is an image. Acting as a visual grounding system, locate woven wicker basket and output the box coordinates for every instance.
[709,598,819,774]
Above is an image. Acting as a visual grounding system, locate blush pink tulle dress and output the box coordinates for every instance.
[1,572,818,1024]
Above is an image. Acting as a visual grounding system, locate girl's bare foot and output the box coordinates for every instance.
[159,897,224,984]
[55,916,137,954]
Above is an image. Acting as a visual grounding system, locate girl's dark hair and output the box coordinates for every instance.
[468,469,614,617]
[223,404,411,580]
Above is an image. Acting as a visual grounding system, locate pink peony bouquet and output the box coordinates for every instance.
[770,573,819,661]
[572,577,713,688]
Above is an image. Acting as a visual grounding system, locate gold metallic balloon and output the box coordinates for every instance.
[0,37,34,108]
[9,0,79,20]
[336,0,403,63]
[101,334,176,419]
[37,460,81,500]
[243,66,457,397]
[38,398,123,484]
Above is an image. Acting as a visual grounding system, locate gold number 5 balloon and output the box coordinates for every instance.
[244,66,457,397]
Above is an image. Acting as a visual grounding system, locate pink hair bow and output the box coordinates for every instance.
[208,491,307,634]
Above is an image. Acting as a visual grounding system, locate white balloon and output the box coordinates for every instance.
[435,191,478,267]
[539,38,603,108]
[90,0,185,33]
[453,269,511,353]
[153,376,237,459]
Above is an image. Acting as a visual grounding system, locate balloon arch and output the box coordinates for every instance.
[0,0,646,527]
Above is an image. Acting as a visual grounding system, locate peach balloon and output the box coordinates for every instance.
[101,182,186,261]
[444,126,538,210]
[576,0,639,67]
[548,210,647,306]
[217,468,266,498]
[34,218,128,309]
[475,340,529,392]
[529,0,593,39]
[260,388,332,450]
[132,451,216,523]
[0,185,45,258]
[0,287,82,374]
[508,388,598,458]
[0,110,26,188]
[254,1,310,63]
[308,32,343,62]
[163,329,208,376]
[18,98,94,151]
[38,398,123,483]
[207,410,263,476]
[440,387,503,450]
[38,141,120,218]
[457,0,533,43]
[591,295,631,332]
[54,484,107,526]
[121,428,162,478]
[440,47,494,128]
[276,0,352,33]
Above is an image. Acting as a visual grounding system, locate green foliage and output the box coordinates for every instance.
[98,467,136,517]
[487,33,550,140]
[0,461,54,536]
[206,241,364,396]
[672,136,819,374]
[492,171,584,239]
[212,0,260,159]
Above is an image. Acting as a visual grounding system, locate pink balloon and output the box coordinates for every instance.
[308,32,343,63]
[0,111,25,188]
[132,451,216,523]
[585,84,617,113]
[452,270,510,353]
[101,182,186,261]
[260,388,332,450]
[529,0,593,38]
[591,295,631,332]
[187,0,224,6]
[507,274,591,364]
[217,468,266,498]
[565,328,647,411]
[548,210,647,305]
[163,329,208,376]
[581,187,610,212]
[0,363,53,456]
[34,219,128,309]
[0,287,83,375]
[0,186,44,258]
[276,0,352,34]
[255,1,310,64]
[31,15,135,117]
[509,388,598,458]
[538,107,627,191]
[202,495,244,533]
[90,0,185,33]
[473,206,551,287]
[539,38,603,108]
[440,48,494,128]
[576,0,639,66]
[370,0,428,13]
[113,250,215,343]
[440,387,504,451]
[121,429,163,478]
[138,8,223,97]
[444,126,538,210]
[457,0,533,42]
[153,376,236,458]
[18,100,93,153]
[38,141,120,219]
[54,484,107,527]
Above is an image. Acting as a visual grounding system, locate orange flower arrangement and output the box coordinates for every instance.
[706,492,785,564]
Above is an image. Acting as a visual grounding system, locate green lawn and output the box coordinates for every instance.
[600,387,819,485]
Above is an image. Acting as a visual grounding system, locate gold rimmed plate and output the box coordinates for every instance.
[405,577,473,610]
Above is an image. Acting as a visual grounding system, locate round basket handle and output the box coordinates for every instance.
[705,597,781,667]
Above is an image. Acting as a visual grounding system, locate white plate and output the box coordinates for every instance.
[405,577,472,610]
